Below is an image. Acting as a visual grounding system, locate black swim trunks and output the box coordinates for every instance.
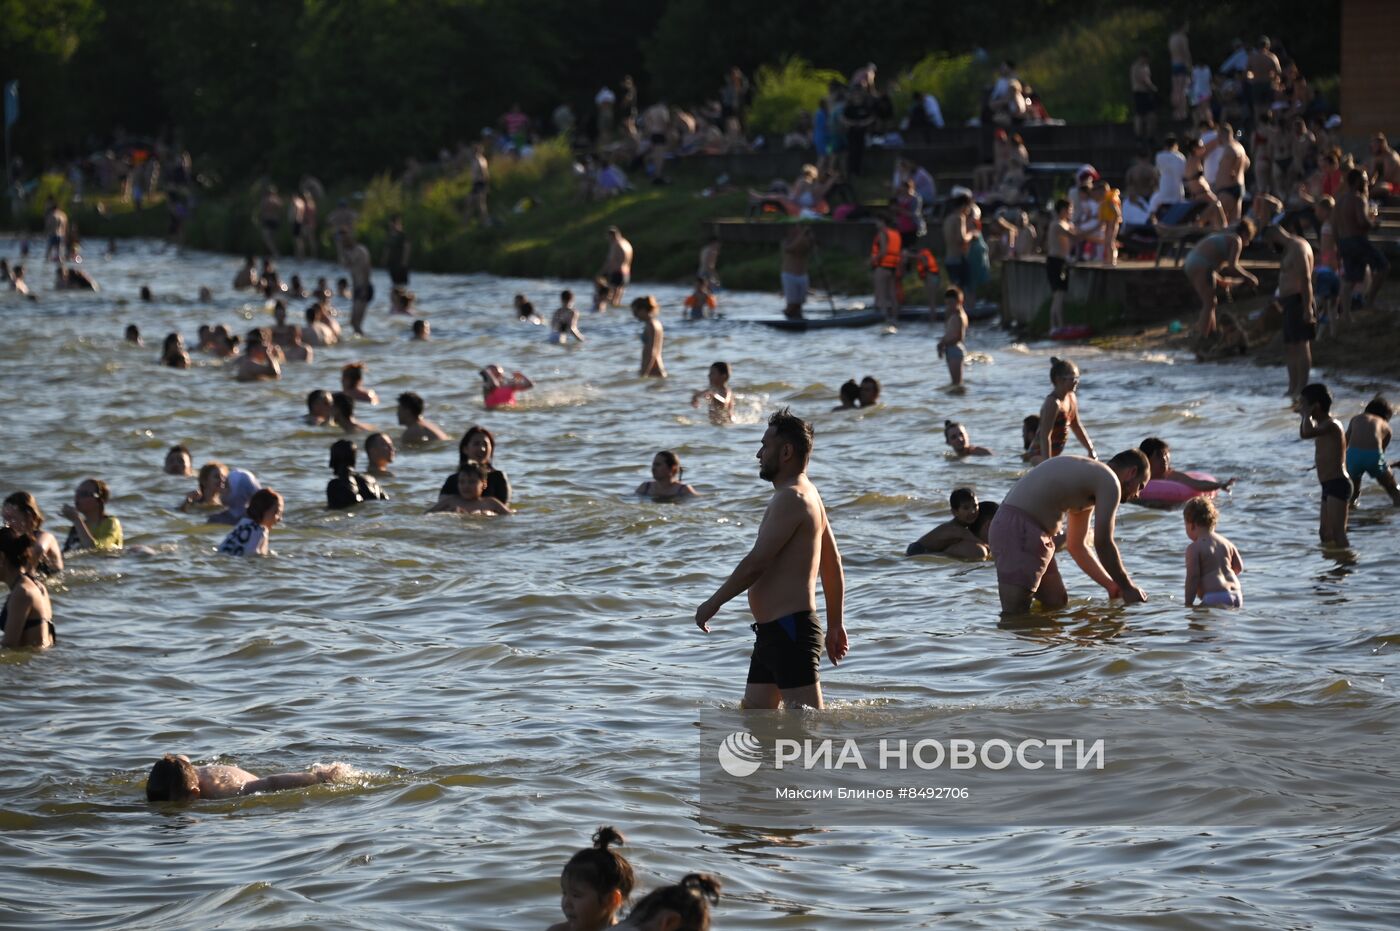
[1046,256,1069,292]
[1216,184,1242,199]
[1133,91,1156,115]
[1280,292,1315,344]
[650,132,666,146]
[607,269,628,288]
[471,180,487,195]
[1340,235,1390,284]
[746,611,823,690]
[1321,476,1352,501]
[389,265,409,286]
[353,283,374,303]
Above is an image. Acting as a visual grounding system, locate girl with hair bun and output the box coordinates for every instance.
[618,873,722,931]
[1,527,55,649]
[548,826,636,931]
[1032,357,1095,464]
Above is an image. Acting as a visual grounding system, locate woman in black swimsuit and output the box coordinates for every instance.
[437,426,511,506]
[1,527,55,649]
[635,450,699,499]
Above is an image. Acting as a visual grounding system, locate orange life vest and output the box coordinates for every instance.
[871,229,902,269]
[914,249,939,279]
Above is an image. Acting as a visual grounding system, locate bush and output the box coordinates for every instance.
[747,58,845,138]
[892,53,984,127]
[1019,9,1165,123]
[26,174,74,223]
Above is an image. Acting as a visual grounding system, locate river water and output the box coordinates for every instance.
[1,239,1396,929]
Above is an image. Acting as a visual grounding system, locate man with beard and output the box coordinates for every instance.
[695,409,848,710]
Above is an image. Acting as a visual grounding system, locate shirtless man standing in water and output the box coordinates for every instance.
[345,232,373,336]
[598,226,633,309]
[989,450,1151,615]
[696,409,848,710]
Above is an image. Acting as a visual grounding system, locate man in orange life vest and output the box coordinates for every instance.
[871,215,902,330]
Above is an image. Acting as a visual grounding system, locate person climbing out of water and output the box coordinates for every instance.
[635,450,699,499]
[546,826,636,931]
[1032,357,1094,464]
[144,753,351,801]
[1,527,55,650]
[1183,495,1244,608]
[217,487,283,556]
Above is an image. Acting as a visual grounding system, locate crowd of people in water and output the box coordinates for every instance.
[4,32,1398,931]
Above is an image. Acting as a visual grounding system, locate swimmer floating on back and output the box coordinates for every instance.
[145,753,352,802]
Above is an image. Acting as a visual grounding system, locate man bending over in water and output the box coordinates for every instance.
[146,753,350,801]
[989,450,1151,614]
[696,409,848,710]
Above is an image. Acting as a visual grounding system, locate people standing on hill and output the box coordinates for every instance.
[1130,50,1157,142]
[256,186,283,258]
[1209,124,1249,223]
[382,214,410,295]
[1169,22,1191,122]
[942,191,975,291]
[326,198,357,264]
[1150,135,1187,215]
[468,143,491,225]
[842,85,874,177]
[1335,168,1390,315]
[641,100,671,184]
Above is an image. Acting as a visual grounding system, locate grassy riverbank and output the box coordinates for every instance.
[9,141,892,298]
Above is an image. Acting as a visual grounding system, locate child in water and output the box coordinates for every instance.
[217,488,282,557]
[1020,414,1040,461]
[635,451,699,499]
[944,420,992,456]
[1344,395,1400,505]
[550,290,585,344]
[616,874,722,931]
[1299,383,1350,547]
[145,753,351,801]
[1033,357,1095,463]
[547,826,635,931]
[690,362,733,424]
[1183,496,1244,607]
[427,461,512,515]
[832,380,861,411]
[683,276,718,320]
[906,488,989,559]
[481,364,534,409]
[515,293,543,324]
